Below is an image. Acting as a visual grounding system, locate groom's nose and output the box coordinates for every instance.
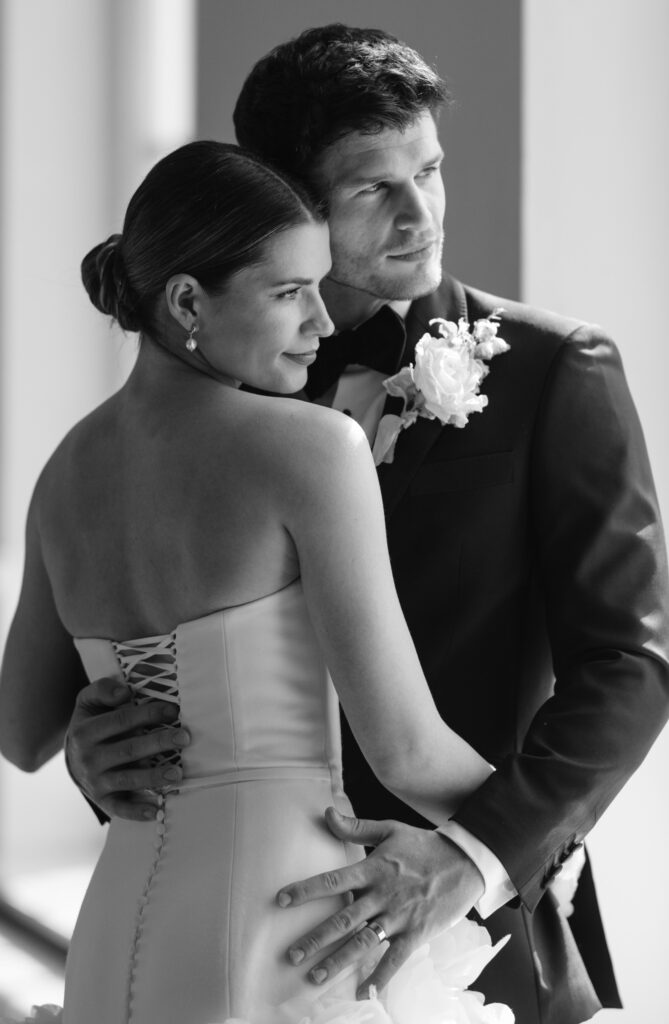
[394,181,438,234]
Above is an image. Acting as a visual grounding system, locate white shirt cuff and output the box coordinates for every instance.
[436,820,517,918]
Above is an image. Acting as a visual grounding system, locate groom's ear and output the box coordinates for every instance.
[164,274,203,329]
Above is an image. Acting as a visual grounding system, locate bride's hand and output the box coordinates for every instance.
[277,807,485,996]
[65,677,190,821]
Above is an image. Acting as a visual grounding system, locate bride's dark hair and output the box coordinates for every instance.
[81,140,323,334]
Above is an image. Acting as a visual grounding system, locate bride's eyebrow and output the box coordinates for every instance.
[270,277,314,287]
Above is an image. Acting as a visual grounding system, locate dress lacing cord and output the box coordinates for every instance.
[113,631,181,769]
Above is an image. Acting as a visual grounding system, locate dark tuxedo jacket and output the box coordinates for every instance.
[325,276,669,1024]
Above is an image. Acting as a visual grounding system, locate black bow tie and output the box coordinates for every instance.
[305,305,407,399]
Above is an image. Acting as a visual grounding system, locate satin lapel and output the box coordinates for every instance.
[378,276,468,518]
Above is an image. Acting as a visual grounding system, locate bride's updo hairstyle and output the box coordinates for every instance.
[81,140,322,334]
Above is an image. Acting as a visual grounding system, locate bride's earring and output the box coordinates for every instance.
[185,323,199,352]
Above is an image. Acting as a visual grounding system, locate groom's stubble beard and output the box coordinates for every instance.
[327,234,445,303]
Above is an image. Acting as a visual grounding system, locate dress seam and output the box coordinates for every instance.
[221,614,238,1015]
[225,780,238,1016]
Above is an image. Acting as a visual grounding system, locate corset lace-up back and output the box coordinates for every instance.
[112,633,182,771]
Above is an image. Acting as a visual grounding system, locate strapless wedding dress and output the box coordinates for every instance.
[57,580,511,1024]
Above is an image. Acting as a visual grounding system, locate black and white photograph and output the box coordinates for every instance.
[0,2,667,1022]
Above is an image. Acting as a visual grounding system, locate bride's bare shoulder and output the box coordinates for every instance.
[27,397,117,510]
[248,393,368,462]
[241,394,375,507]
[35,395,115,468]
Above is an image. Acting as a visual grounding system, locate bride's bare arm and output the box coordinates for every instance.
[0,493,88,770]
[279,406,492,824]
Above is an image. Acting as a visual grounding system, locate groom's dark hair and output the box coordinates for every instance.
[234,24,448,196]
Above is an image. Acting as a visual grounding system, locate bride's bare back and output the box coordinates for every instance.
[36,355,306,639]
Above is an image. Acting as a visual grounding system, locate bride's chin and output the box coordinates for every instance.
[265,368,310,396]
[239,372,307,396]
[275,379,308,396]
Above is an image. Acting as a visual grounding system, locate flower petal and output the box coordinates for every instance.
[372,414,407,466]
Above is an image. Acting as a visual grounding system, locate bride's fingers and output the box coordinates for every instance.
[286,894,379,965]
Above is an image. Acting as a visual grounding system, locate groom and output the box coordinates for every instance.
[65,24,669,1024]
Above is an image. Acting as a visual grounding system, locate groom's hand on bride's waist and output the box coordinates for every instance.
[276,807,484,997]
[65,677,190,822]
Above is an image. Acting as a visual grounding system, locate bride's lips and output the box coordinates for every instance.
[387,239,439,261]
[285,350,318,366]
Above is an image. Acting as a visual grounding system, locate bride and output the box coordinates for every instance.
[0,141,511,1024]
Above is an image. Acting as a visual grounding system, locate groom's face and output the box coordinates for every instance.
[311,110,445,302]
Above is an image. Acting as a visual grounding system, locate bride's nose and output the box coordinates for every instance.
[304,292,335,338]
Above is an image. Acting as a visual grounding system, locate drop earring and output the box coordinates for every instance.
[185,323,198,352]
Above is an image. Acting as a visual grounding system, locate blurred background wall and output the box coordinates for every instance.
[0,1,667,1019]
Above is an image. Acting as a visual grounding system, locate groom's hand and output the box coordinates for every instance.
[277,807,484,995]
[65,677,189,821]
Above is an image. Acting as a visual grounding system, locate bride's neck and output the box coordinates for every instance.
[126,335,240,399]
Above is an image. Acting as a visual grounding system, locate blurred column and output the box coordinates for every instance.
[0,0,195,920]
[523,3,669,1022]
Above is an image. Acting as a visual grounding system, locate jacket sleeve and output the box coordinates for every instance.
[451,325,669,911]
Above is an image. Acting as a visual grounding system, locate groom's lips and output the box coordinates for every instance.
[387,239,439,261]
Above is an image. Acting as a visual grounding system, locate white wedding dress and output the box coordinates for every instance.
[55,579,511,1024]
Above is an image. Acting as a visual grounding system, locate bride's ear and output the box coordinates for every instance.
[164,274,204,331]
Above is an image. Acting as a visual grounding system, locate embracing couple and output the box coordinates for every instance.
[1,24,668,1024]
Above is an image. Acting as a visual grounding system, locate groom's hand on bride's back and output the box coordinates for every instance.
[65,677,190,822]
[277,807,484,996]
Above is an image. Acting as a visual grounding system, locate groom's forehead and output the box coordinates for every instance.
[312,112,441,190]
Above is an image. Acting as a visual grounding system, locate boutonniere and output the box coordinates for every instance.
[372,308,509,466]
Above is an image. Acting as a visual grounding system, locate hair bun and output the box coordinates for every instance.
[81,233,140,332]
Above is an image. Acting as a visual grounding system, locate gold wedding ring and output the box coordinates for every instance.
[368,920,388,944]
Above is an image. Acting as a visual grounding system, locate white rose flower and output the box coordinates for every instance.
[371,310,509,465]
[414,336,489,428]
